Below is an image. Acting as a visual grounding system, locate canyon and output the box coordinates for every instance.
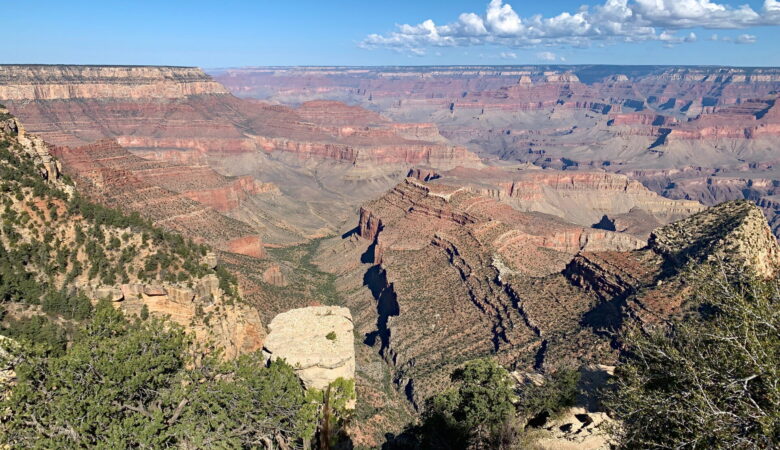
[321,177,777,416]
[214,65,780,241]
[3,64,779,446]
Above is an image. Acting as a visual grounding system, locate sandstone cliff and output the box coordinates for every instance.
[0,65,228,100]
[408,167,705,234]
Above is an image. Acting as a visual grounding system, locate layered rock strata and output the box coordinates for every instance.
[349,174,777,407]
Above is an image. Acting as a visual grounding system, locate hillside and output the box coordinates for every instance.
[0,106,263,357]
[315,176,780,421]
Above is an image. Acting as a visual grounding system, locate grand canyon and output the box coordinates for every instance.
[0,61,777,447]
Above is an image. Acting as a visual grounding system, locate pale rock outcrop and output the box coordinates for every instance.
[533,407,616,450]
[94,286,124,302]
[263,306,355,390]
[96,277,265,359]
[203,252,218,270]
[0,336,19,389]
[649,200,780,277]
[0,107,73,196]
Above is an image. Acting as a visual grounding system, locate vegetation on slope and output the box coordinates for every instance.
[0,122,242,349]
[387,358,580,449]
[607,269,780,449]
[0,110,356,448]
[0,301,319,448]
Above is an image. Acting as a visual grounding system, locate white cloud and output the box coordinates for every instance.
[735,33,758,43]
[361,0,780,53]
[536,51,559,61]
[500,51,518,59]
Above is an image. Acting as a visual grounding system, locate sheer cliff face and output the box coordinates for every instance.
[0,65,480,168]
[0,65,228,100]
[406,167,706,235]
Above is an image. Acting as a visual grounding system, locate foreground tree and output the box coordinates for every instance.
[607,270,780,449]
[421,358,517,449]
[0,301,319,448]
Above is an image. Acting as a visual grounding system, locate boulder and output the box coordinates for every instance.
[120,283,144,300]
[143,285,168,296]
[203,252,218,269]
[167,287,195,305]
[263,306,355,390]
[533,407,616,450]
[95,286,124,302]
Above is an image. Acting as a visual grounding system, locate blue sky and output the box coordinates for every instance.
[3,0,780,67]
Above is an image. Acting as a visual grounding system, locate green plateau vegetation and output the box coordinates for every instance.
[266,237,341,306]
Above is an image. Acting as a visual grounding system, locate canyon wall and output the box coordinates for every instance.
[346,175,777,408]
[213,65,780,240]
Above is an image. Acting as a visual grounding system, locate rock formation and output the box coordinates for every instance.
[407,166,705,236]
[350,177,649,404]
[49,139,268,258]
[0,107,264,359]
[263,306,355,390]
[340,173,777,408]
[213,65,780,241]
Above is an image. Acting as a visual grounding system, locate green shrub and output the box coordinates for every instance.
[516,368,580,421]
[606,270,780,449]
[420,358,517,449]
[1,302,320,448]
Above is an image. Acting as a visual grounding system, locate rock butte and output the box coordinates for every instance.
[263,306,356,391]
[340,174,779,405]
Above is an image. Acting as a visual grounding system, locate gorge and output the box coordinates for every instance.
[2,63,779,448]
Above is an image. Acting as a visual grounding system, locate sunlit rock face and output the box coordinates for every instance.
[263,306,355,390]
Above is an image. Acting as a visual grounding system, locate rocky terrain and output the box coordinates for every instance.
[314,175,779,417]
[4,64,780,446]
[0,107,263,358]
[214,65,780,240]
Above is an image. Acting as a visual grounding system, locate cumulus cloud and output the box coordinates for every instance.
[361,0,779,52]
[500,51,518,59]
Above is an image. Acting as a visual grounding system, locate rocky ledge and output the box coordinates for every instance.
[263,306,355,390]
